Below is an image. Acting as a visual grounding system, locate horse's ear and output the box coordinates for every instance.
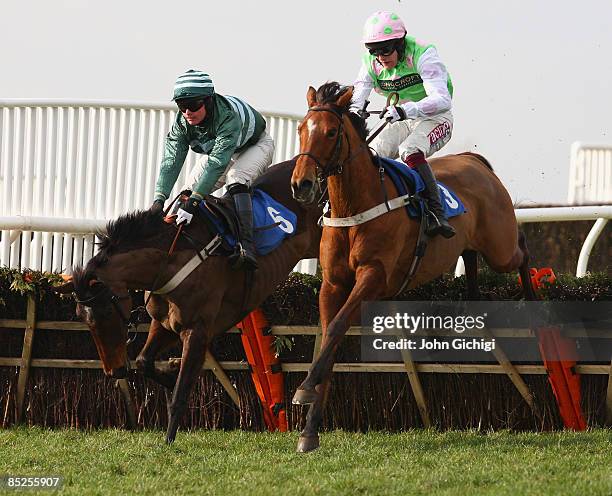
[53,277,74,294]
[336,86,354,109]
[306,86,317,108]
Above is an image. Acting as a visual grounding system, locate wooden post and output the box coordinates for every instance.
[483,328,537,412]
[399,346,431,427]
[205,351,240,408]
[116,379,137,430]
[605,354,612,426]
[16,295,36,423]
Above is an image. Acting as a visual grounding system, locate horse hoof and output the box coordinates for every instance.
[296,436,320,453]
[292,388,318,405]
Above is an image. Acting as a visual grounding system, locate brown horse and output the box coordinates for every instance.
[289,82,537,452]
[55,160,321,443]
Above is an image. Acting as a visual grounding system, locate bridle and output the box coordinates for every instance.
[294,105,367,184]
[73,222,188,345]
[74,283,139,343]
[294,92,399,188]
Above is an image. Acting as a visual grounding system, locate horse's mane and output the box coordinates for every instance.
[315,82,368,142]
[98,209,167,256]
[71,209,168,296]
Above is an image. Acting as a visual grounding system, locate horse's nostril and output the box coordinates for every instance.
[292,179,315,200]
[300,180,314,193]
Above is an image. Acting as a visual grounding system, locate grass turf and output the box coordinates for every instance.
[0,428,611,495]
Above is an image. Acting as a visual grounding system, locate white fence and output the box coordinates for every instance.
[454,205,611,278]
[0,100,302,272]
[568,142,612,204]
[0,102,609,278]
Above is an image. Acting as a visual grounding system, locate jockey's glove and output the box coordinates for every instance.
[382,105,407,123]
[150,199,165,216]
[176,196,201,226]
[351,108,370,121]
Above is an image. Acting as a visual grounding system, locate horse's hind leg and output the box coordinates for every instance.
[136,319,180,390]
[484,229,538,301]
[518,230,538,301]
[462,250,481,300]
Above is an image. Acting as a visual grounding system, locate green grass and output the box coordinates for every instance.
[1,428,611,495]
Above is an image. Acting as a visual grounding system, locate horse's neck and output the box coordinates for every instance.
[100,224,215,291]
[98,248,167,291]
[327,146,382,218]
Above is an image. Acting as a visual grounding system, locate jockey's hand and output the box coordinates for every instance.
[382,105,407,123]
[351,108,370,121]
[176,196,201,226]
[150,199,165,216]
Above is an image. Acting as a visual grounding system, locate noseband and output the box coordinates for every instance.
[74,283,139,343]
[295,106,353,182]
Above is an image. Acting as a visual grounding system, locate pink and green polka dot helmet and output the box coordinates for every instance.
[361,11,407,44]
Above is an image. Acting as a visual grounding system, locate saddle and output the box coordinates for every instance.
[200,195,241,253]
[375,156,466,221]
[193,189,298,256]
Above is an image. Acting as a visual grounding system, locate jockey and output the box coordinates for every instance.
[350,11,456,238]
[151,70,275,269]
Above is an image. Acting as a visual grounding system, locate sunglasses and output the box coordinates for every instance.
[368,45,396,57]
[177,99,205,113]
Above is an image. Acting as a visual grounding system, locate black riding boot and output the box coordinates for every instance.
[228,183,258,270]
[415,161,456,239]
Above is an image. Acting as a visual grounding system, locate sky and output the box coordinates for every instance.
[1,0,611,204]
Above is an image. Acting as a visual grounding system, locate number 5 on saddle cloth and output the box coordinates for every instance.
[198,189,297,256]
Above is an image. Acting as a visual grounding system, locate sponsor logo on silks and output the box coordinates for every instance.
[377,74,423,91]
[428,121,451,145]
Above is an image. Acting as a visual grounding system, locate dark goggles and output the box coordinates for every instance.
[367,44,397,57]
[177,99,205,113]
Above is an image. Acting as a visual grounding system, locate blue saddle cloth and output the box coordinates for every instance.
[378,157,466,219]
[199,189,297,255]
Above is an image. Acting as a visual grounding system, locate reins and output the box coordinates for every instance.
[295,91,430,294]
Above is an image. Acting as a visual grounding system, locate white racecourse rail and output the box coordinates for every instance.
[0,99,318,274]
[0,101,609,277]
[567,142,612,205]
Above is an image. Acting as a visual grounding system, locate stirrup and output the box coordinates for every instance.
[425,211,456,239]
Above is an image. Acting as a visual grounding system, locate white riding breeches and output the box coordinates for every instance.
[182,131,275,196]
[370,110,453,161]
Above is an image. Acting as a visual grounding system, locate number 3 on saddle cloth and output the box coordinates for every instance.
[377,157,466,220]
[198,189,297,255]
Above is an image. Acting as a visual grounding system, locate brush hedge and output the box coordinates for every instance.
[1,267,610,431]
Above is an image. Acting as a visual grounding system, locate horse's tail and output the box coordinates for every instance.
[457,151,495,172]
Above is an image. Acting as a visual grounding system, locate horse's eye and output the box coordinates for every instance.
[326,129,337,138]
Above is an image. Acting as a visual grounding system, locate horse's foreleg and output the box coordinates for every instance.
[296,280,349,452]
[462,250,481,300]
[296,378,331,453]
[293,264,385,405]
[166,326,207,444]
[136,319,180,390]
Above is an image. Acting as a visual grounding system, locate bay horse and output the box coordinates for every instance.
[290,82,537,452]
[55,160,321,443]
